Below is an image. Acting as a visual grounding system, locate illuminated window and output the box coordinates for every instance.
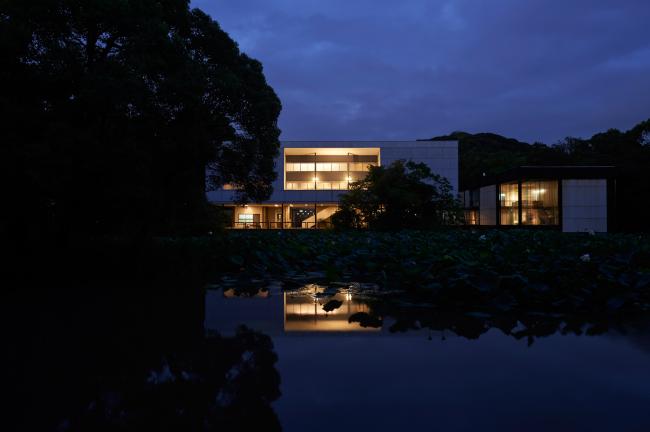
[499,182,519,225]
[465,209,479,225]
[238,214,253,223]
[284,149,380,190]
[521,180,559,225]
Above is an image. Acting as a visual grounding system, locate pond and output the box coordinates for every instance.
[9,278,650,431]
[206,282,650,432]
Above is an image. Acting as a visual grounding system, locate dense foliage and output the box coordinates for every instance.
[430,118,650,232]
[0,0,281,240]
[173,230,650,315]
[331,160,462,229]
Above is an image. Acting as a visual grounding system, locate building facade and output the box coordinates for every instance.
[462,166,616,233]
[207,140,459,228]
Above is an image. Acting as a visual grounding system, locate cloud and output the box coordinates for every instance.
[192,0,650,143]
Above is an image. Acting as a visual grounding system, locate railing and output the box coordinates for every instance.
[229,221,333,229]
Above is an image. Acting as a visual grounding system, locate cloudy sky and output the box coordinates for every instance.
[192,0,650,143]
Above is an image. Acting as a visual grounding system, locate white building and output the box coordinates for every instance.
[207,140,459,228]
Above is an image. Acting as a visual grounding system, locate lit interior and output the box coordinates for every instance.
[284,147,380,190]
[499,180,559,226]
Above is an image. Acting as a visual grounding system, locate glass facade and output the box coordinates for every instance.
[521,180,559,225]
[498,180,559,226]
[499,182,519,225]
[284,150,379,191]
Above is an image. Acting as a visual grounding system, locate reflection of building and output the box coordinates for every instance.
[283,289,378,332]
[203,286,381,335]
[462,166,616,232]
[208,140,458,229]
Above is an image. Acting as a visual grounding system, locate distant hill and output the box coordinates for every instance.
[428,132,566,190]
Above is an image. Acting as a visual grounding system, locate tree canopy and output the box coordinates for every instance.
[332,160,462,230]
[0,0,281,239]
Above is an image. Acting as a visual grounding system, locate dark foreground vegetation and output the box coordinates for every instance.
[187,230,650,315]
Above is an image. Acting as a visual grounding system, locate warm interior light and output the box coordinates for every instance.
[346,176,352,181]
[313,177,318,182]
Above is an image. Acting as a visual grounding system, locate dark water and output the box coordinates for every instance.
[8,281,650,431]
[207,284,650,432]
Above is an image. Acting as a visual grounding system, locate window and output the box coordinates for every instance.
[284,149,379,190]
[499,182,519,225]
[521,180,559,225]
[465,209,480,225]
[238,214,254,223]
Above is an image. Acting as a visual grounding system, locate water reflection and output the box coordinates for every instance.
[284,285,377,332]
[206,280,650,432]
[11,277,650,431]
[207,283,381,334]
[208,282,648,343]
[8,281,282,431]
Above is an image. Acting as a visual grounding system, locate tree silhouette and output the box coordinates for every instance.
[0,0,281,240]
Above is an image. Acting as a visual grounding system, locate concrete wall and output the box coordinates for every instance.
[562,179,608,232]
[479,185,497,225]
[207,140,458,204]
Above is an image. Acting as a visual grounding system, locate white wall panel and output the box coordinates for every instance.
[561,179,608,232]
[479,185,497,225]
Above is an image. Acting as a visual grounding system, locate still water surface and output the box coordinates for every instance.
[206,284,650,432]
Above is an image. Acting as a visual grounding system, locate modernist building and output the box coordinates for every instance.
[207,140,459,228]
[462,166,616,232]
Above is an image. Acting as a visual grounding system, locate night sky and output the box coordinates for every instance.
[192,0,650,143]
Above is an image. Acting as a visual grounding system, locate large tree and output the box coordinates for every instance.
[0,0,281,239]
[332,160,462,230]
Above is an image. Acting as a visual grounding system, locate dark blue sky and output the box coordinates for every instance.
[192,0,650,143]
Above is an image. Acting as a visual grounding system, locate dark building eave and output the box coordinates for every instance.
[462,165,617,191]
